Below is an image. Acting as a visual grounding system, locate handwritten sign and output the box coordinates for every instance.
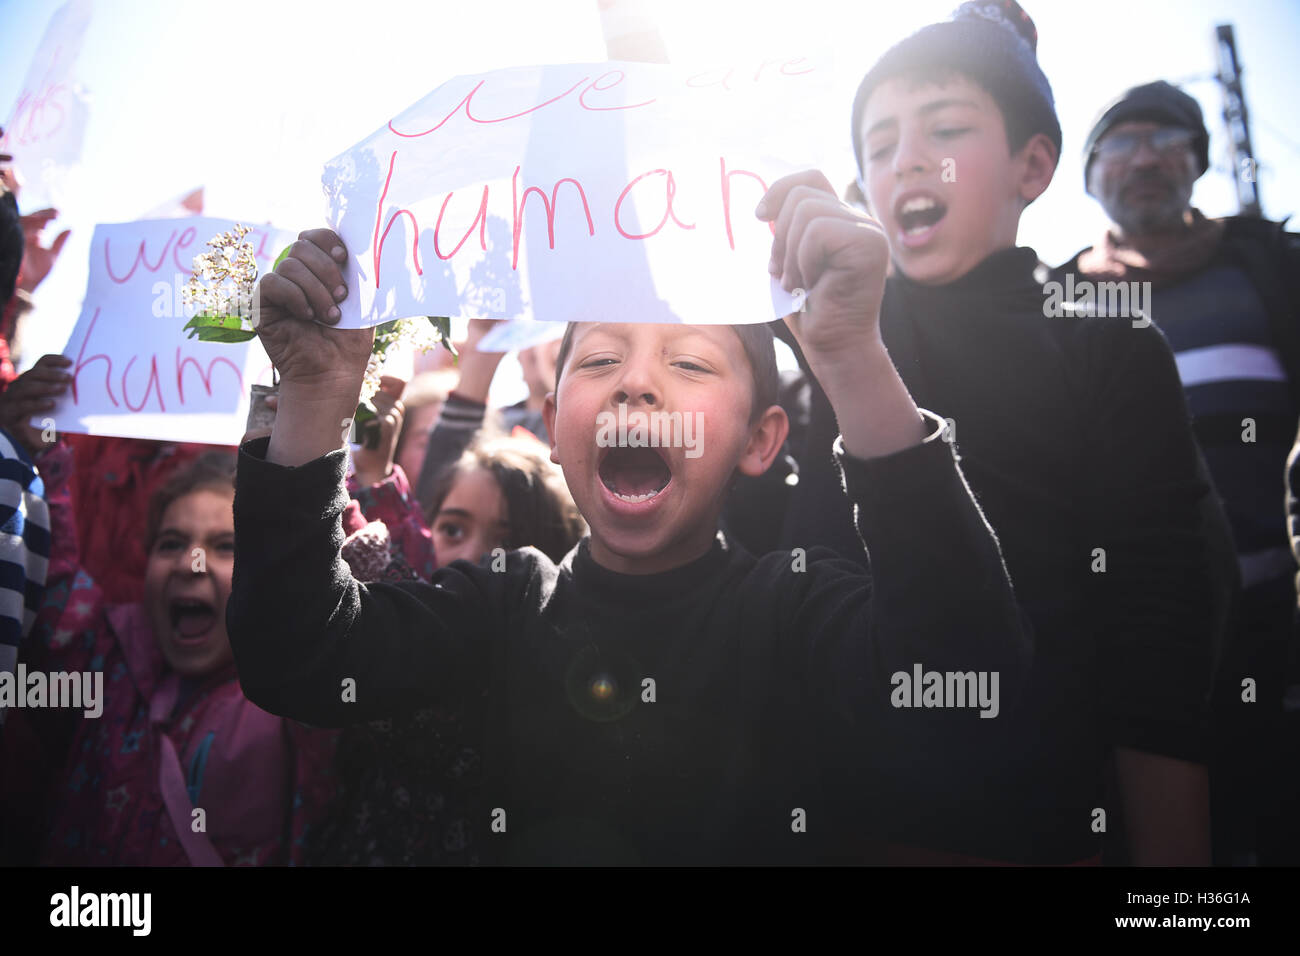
[323,58,833,329]
[39,218,289,445]
[1,0,94,207]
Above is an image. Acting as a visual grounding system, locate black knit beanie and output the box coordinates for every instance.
[850,1,1061,174]
[1082,80,1210,185]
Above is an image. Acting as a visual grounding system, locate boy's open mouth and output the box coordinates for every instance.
[895,193,947,243]
[598,446,673,503]
[169,597,217,642]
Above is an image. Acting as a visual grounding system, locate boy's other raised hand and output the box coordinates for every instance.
[253,229,374,396]
[757,171,924,459]
[756,170,891,366]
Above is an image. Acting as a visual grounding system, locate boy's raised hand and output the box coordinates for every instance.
[758,170,925,460]
[756,170,891,365]
[253,229,374,392]
[253,229,375,466]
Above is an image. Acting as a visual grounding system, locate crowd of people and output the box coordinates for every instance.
[0,0,1296,866]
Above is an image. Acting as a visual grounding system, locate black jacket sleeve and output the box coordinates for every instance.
[776,411,1031,729]
[228,437,510,727]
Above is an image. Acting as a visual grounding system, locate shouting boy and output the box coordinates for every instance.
[227,179,1030,864]
[762,0,1219,864]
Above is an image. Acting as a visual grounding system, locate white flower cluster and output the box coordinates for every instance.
[360,352,385,406]
[359,317,449,404]
[182,223,258,321]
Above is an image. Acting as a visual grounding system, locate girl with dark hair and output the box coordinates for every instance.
[0,439,339,865]
[425,433,585,568]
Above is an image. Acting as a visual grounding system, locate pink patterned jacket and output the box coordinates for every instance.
[4,443,339,866]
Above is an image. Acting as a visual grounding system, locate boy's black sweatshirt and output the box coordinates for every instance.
[228,416,1030,865]
[769,247,1218,862]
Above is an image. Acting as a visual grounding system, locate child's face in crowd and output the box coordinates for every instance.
[1086,120,1199,236]
[432,467,510,568]
[144,488,236,678]
[859,75,1052,284]
[544,323,784,576]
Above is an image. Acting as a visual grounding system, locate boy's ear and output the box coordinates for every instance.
[542,391,560,464]
[736,404,790,478]
[1016,132,1059,206]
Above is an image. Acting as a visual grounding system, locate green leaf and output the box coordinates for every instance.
[273,245,293,271]
[183,312,254,342]
[183,312,246,333]
[192,327,258,343]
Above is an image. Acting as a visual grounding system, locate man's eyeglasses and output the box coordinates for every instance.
[1093,127,1195,162]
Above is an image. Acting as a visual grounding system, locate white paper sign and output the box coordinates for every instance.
[1,0,95,207]
[323,58,832,329]
[40,218,289,445]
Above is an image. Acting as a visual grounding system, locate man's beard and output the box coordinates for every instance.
[1112,179,1191,236]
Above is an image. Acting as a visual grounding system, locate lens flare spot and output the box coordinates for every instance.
[589,674,617,701]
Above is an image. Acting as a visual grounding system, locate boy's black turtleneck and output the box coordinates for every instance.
[228,419,1030,866]
[768,246,1217,863]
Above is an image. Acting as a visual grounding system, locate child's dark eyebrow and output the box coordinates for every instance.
[577,324,630,347]
[918,97,981,118]
[434,509,510,536]
[864,115,897,139]
[865,97,981,139]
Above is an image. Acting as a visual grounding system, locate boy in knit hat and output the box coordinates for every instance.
[760,1,1218,863]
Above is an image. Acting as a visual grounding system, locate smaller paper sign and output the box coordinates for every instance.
[477,318,566,354]
[323,57,834,330]
[39,218,290,445]
[1,0,95,207]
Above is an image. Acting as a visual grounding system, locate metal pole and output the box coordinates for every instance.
[1215,23,1262,217]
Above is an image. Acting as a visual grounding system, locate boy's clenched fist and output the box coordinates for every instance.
[757,170,891,369]
[253,228,374,393]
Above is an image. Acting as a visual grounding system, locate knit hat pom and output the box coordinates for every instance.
[954,0,1039,52]
[849,0,1060,173]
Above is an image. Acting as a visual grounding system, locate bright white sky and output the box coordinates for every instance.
[2,0,1298,385]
